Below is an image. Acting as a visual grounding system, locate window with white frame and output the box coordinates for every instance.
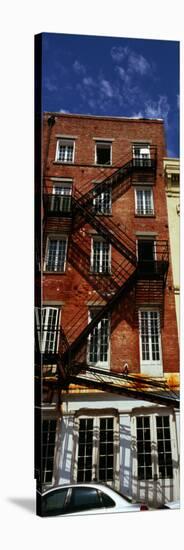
[95,142,112,165]
[93,186,112,215]
[35,306,60,354]
[75,416,116,484]
[135,414,173,481]
[42,419,57,484]
[135,187,154,215]
[91,238,111,274]
[87,309,110,367]
[139,309,162,375]
[45,237,68,272]
[133,144,151,166]
[55,139,75,163]
[50,182,72,213]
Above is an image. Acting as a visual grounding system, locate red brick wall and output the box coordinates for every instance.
[42,113,179,375]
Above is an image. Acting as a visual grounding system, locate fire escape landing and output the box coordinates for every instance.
[37,147,179,408]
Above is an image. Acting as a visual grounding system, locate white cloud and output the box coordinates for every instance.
[115,66,131,84]
[144,95,170,125]
[59,108,70,113]
[128,52,150,75]
[83,76,96,87]
[100,79,114,98]
[111,46,129,62]
[132,111,144,118]
[73,60,86,74]
[44,77,58,92]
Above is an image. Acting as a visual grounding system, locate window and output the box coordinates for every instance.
[69,487,101,513]
[93,186,112,215]
[76,417,115,484]
[50,182,72,213]
[88,310,109,367]
[35,306,60,354]
[137,238,156,264]
[55,139,74,163]
[135,414,173,482]
[133,144,151,167]
[139,309,162,375]
[156,416,173,479]
[136,416,152,480]
[171,173,179,185]
[91,238,111,274]
[42,419,57,484]
[45,237,68,272]
[95,142,112,165]
[42,488,68,516]
[135,188,154,215]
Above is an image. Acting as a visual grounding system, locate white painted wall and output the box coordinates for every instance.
[51,394,180,505]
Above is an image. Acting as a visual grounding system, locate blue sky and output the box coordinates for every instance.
[42,33,179,157]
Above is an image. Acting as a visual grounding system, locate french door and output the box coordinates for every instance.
[35,307,60,353]
[132,411,179,505]
[133,145,151,167]
[74,416,119,489]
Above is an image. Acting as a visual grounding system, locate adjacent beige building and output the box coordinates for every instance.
[164,158,180,338]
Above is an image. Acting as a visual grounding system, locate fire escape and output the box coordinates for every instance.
[35,140,179,409]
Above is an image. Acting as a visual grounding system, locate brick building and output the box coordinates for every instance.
[35,113,180,507]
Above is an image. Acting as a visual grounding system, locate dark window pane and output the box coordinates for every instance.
[107,430,113,441]
[79,419,86,430]
[69,488,101,512]
[137,441,144,453]
[86,457,92,469]
[163,416,169,427]
[138,467,145,480]
[158,441,164,453]
[85,470,92,482]
[137,417,143,429]
[166,466,173,478]
[87,419,93,430]
[138,454,144,466]
[79,431,85,443]
[107,418,113,429]
[100,418,106,430]
[86,431,93,443]
[99,456,106,468]
[78,443,85,456]
[156,417,162,427]
[165,441,171,452]
[144,417,150,428]
[99,469,106,481]
[145,467,152,479]
[86,444,93,455]
[77,471,84,482]
[43,489,68,516]
[78,457,84,469]
[107,469,113,480]
[100,492,115,508]
[100,443,106,455]
[145,441,151,453]
[107,443,113,454]
[145,454,152,466]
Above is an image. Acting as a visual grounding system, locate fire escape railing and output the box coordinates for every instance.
[40,144,171,386]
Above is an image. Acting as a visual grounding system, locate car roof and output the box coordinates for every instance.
[37,483,132,502]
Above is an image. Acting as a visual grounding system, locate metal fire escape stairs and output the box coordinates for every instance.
[41,149,179,408]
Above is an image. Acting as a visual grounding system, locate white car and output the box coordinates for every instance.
[37,483,148,517]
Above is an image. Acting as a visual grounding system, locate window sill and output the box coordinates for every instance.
[53,161,74,165]
[94,163,112,167]
[43,270,66,275]
[135,214,156,218]
[89,271,112,276]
